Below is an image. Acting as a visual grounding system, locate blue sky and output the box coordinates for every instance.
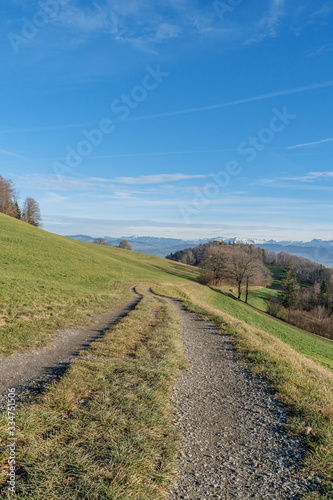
[1,0,333,241]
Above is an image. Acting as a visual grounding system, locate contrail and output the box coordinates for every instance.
[1,80,332,134]
[0,148,27,159]
[119,80,333,123]
[288,138,333,149]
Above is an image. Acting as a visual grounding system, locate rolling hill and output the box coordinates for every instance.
[1,213,333,495]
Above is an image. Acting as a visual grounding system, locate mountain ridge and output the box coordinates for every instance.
[66,235,333,266]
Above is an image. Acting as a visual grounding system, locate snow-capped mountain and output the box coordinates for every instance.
[67,235,333,267]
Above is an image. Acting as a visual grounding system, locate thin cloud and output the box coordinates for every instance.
[0,148,27,159]
[12,173,208,191]
[309,1,333,24]
[2,80,333,135]
[288,138,333,149]
[112,174,207,185]
[282,172,333,182]
[246,0,285,45]
[76,149,237,159]
[120,80,333,123]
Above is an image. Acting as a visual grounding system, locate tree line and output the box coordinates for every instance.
[167,240,333,340]
[268,262,333,340]
[167,241,272,303]
[0,175,41,227]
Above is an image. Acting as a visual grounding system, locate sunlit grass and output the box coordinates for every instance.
[0,292,185,499]
[0,213,198,355]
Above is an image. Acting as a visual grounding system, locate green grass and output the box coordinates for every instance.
[207,288,333,371]
[0,292,185,499]
[0,214,198,355]
[1,214,333,496]
[196,262,333,370]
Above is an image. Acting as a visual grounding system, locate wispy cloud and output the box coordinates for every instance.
[307,43,333,57]
[121,80,333,123]
[0,148,27,159]
[309,1,333,24]
[3,79,331,136]
[246,0,285,45]
[12,173,207,191]
[255,172,333,188]
[51,0,220,48]
[282,172,333,182]
[288,138,333,149]
[112,173,207,185]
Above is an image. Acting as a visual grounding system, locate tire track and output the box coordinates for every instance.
[0,286,142,411]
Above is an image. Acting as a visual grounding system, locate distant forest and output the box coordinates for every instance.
[167,241,333,340]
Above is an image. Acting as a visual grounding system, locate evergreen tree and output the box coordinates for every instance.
[319,280,330,309]
[279,263,299,312]
[14,201,21,219]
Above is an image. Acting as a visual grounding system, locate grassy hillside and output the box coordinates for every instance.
[0,213,198,355]
[1,214,333,495]
[154,282,333,371]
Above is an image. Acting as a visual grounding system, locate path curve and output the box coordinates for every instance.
[0,286,142,411]
[149,291,323,499]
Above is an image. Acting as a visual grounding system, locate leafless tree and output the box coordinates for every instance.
[201,245,229,285]
[22,197,42,227]
[119,240,132,250]
[201,244,272,301]
[0,175,17,217]
[94,237,107,245]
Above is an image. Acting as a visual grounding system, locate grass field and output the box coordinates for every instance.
[0,213,198,355]
[0,290,185,498]
[1,214,333,496]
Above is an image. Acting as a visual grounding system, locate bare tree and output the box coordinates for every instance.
[22,197,42,227]
[201,244,272,301]
[93,237,107,245]
[119,240,132,250]
[227,246,272,301]
[0,175,17,217]
[201,245,229,285]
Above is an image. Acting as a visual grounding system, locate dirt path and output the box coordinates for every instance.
[0,287,142,411]
[160,296,323,499]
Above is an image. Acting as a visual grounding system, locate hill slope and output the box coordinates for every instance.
[0,214,197,355]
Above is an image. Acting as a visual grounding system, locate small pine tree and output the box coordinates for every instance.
[319,280,330,309]
[14,201,21,219]
[279,263,299,317]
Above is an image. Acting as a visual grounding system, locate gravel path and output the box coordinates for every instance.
[164,298,323,499]
[0,287,142,411]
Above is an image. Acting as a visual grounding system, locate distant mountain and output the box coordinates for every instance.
[67,235,95,243]
[215,238,333,267]
[67,235,210,257]
[66,235,333,267]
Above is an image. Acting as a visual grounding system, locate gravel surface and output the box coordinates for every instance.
[165,298,324,500]
[0,287,142,411]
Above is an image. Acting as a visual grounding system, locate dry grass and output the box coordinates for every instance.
[152,283,333,496]
[0,291,185,499]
